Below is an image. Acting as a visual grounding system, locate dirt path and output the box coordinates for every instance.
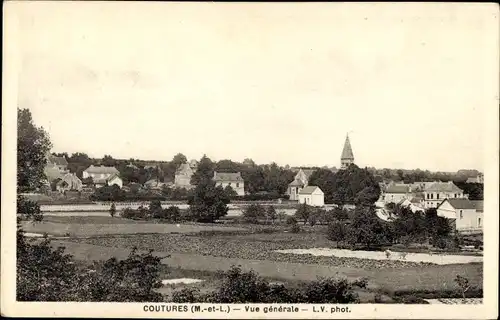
[52,240,482,293]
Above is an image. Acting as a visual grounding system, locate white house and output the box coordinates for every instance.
[298,186,324,207]
[93,174,123,189]
[83,165,120,180]
[55,173,83,193]
[175,163,195,189]
[213,172,245,196]
[287,168,315,201]
[423,181,465,209]
[397,198,425,213]
[382,184,414,204]
[436,198,482,233]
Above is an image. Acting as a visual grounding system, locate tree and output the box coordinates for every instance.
[102,155,116,167]
[187,180,230,223]
[190,155,215,186]
[309,165,380,206]
[17,108,52,192]
[172,153,188,168]
[224,185,238,198]
[109,203,116,217]
[294,203,312,225]
[242,204,266,224]
[266,206,277,224]
[346,206,390,249]
[326,221,348,247]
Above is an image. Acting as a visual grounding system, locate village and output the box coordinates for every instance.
[36,133,484,235]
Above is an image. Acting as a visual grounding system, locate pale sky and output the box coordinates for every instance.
[12,2,499,171]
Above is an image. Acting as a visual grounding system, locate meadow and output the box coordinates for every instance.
[27,214,483,301]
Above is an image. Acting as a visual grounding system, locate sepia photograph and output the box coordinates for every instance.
[1,1,498,318]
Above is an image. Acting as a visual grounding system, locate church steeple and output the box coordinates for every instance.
[340,133,355,169]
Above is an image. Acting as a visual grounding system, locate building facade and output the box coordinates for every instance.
[423,181,465,208]
[55,173,83,193]
[286,169,315,201]
[298,186,325,207]
[437,198,483,233]
[382,184,414,204]
[213,172,245,196]
[174,163,195,189]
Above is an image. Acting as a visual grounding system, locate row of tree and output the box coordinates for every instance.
[327,206,453,249]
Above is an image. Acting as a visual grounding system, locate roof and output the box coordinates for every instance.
[48,155,68,166]
[94,173,121,185]
[425,181,463,193]
[385,184,411,194]
[341,134,354,160]
[213,172,243,181]
[84,165,119,174]
[410,197,423,203]
[44,166,63,182]
[470,200,484,212]
[288,179,304,187]
[176,163,193,174]
[299,186,322,195]
[441,198,477,210]
[302,169,315,179]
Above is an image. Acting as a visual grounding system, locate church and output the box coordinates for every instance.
[340,134,355,169]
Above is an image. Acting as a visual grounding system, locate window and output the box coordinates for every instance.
[459,210,463,219]
[478,217,481,227]
[236,183,239,188]
[437,194,440,200]
[426,193,429,199]
[454,194,457,198]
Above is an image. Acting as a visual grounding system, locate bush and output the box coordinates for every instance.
[17,195,43,222]
[242,204,266,224]
[171,287,200,303]
[294,203,312,225]
[174,265,362,303]
[286,216,297,225]
[326,221,348,246]
[109,203,116,217]
[290,224,301,233]
[301,277,361,303]
[121,207,148,220]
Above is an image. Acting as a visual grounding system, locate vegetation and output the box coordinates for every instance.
[17,108,52,193]
[187,180,230,223]
[109,203,116,217]
[308,164,381,205]
[170,265,365,303]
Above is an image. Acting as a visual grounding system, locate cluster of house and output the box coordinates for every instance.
[285,134,355,207]
[379,180,484,233]
[42,153,246,196]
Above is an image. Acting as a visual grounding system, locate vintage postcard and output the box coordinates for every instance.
[1,1,499,319]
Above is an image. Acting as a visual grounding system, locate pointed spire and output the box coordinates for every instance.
[341,134,354,160]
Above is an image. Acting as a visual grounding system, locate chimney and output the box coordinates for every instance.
[213,171,217,178]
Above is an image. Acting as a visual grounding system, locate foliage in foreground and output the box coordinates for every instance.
[171,265,367,303]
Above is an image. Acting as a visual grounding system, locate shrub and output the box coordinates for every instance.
[454,275,470,299]
[301,277,361,303]
[109,203,116,217]
[266,206,277,224]
[295,203,312,225]
[17,195,43,222]
[171,287,200,303]
[209,266,270,303]
[290,224,301,233]
[242,204,266,224]
[286,216,297,225]
[121,207,148,220]
[326,221,348,247]
[189,265,361,304]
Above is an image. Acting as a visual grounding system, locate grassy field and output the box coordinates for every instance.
[30,215,482,299]
[21,218,245,237]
